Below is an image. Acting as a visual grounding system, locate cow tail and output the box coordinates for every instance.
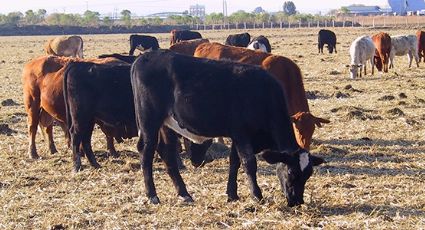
[63,63,73,142]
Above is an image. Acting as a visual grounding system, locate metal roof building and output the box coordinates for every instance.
[346,5,383,15]
[388,0,425,15]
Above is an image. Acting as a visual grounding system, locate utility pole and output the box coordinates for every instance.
[86,1,89,11]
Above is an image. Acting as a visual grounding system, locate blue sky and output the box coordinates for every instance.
[1,0,389,16]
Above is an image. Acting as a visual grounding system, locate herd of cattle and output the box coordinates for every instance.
[348,30,425,79]
[23,27,422,208]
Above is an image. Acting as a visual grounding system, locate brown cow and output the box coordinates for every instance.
[371,32,391,73]
[169,39,210,56]
[416,30,425,62]
[22,55,125,159]
[44,36,84,58]
[194,42,330,150]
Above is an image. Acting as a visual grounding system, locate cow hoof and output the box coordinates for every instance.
[110,151,120,158]
[227,195,240,202]
[29,152,40,159]
[91,162,101,169]
[149,196,160,204]
[179,195,194,203]
[49,146,58,154]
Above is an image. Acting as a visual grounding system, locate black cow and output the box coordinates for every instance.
[248,35,272,52]
[225,32,251,47]
[129,35,160,55]
[170,30,202,45]
[98,53,137,64]
[318,29,337,54]
[131,50,324,207]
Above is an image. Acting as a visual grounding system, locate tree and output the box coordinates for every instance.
[83,10,100,26]
[283,1,297,16]
[120,9,131,27]
[103,16,113,27]
[25,10,38,24]
[37,9,47,21]
[340,7,350,15]
[3,12,23,25]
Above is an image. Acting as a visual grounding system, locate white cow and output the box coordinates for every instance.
[44,35,84,58]
[348,35,376,79]
[389,35,419,68]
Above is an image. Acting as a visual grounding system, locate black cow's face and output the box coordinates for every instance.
[327,45,334,54]
[259,149,324,207]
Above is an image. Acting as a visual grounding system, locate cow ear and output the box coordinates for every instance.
[291,112,303,123]
[258,150,290,164]
[310,155,325,166]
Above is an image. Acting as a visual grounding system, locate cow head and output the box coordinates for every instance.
[348,64,361,79]
[291,112,330,150]
[259,149,325,207]
[374,55,383,71]
[327,45,334,54]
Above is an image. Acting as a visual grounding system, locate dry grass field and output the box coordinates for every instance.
[0,27,425,229]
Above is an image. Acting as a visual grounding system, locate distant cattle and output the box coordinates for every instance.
[131,50,324,206]
[225,32,251,47]
[98,53,137,64]
[389,35,419,68]
[318,29,337,54]
[22,56,126,159]
[44,36,84,58]
[416,30,425,62]
[170,30,202,45]
[348,35,376,79]
[129,34,160,55]
[247,35,271,53]
[169,38,210,56]
[372,32,391,72]
[194,42,330,150]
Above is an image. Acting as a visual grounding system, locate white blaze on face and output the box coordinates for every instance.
[164,116,211,144]
[299,152,310,172]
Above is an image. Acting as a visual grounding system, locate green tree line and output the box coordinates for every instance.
[0,6,332,27]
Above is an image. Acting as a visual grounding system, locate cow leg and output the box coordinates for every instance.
[24,96,40,159]
[334,45,337,53]
[414,51,420,67]
[80,122,100,169]
[226,144,241,202]
[157,127,192,202]
[106,135,119,158]
[138,130,160,204]
[39,110,58,154]
[70,131,83,172]
[233,137,262,201]
[129,46,136,56]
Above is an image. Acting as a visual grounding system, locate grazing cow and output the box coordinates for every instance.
[131,50,324,206]
[348,35,376,79]
[389,35,419,68]
[44,36,84,58]
[129,34,160,55]
[372,32,391,73]
[22,55,126,159]
[194,42,330,150]
[170,30,202,45]
[225,32,251,47]
[318,29,337,54]
[98,53,137,64]
[63,62,137,171]
[416,30,425,62]
[247,35,272,53]
[169,38,210,56]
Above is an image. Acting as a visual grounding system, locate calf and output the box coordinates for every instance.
[372,32,391,73]
[389,35,419,68]
[131,50,324,207]
[348,35,376,79]
[225,32,251,47]
[44,35,84,58]
[129,34,159,55]
[416,30,425,62]
[318,29,337,54]
[170,30,202,45]
[22,56,125,159]
[247,35,272,53]
[63,62,137,171]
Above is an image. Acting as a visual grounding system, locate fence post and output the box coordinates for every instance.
[289,21,291,28]
[299,21,301,28]
[308,21,311,28]
[325,20,327,27]
[383,17,386,27]
[406,17,408,26]
[343,19,345,27]
[352,17,354,27]
[280,21,283,29]
[332,20,335,27]
[270,21,273,29]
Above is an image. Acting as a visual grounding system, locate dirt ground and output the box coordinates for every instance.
[0,27,424,229]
